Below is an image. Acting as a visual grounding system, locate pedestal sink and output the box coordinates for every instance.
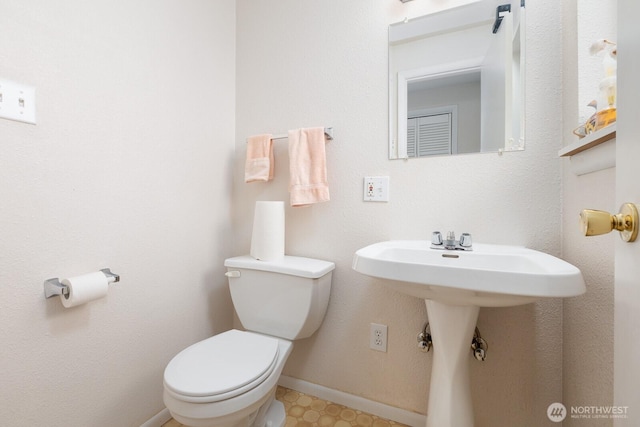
[352,240,585,427]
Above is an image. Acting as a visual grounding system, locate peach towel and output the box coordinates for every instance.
[245,134,274,183]
[288,127,330,207]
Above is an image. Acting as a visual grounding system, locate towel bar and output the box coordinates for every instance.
[246,127,333,142]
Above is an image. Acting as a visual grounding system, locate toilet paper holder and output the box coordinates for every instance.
[44,268,120,299]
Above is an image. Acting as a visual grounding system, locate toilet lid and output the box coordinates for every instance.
[164,330,279,403]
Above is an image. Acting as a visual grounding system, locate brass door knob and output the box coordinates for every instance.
[580,203,639,242]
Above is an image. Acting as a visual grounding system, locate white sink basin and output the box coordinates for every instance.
[352,240,585,307]
[353,240,585,426]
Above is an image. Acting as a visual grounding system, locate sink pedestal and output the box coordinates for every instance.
[353,240,586,426]
[425,300,480,427]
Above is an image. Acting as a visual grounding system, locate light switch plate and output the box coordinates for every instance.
[0,79,36,124]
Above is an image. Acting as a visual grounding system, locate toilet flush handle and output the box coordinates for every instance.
[225,271,241,278]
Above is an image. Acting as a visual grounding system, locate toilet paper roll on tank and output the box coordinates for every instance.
[250,201,285,262]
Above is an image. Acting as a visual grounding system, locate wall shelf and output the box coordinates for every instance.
[559,124,616,176]
[559,124,616,157]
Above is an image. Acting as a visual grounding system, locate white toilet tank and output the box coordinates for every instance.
[224,255,334,340]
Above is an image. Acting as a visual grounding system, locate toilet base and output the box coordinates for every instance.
[171,388,287,427]
[264,399,286,427]
[168,385,286,427]
[248,391,285,427]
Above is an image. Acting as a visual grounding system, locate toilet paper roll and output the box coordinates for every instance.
[250,201,285,262]
[61,271,109,308]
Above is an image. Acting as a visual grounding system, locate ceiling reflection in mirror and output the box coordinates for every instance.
[389,0,525,159]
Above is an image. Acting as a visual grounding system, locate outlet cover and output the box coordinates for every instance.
[370,323,388,352]
[363,176,390,202]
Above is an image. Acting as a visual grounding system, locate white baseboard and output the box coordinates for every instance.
[278,376,426,427]
[141,378,427,427]
[140,408,171,427]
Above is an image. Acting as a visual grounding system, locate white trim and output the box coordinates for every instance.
[397,73,408,159]
[402,58,484,85]
[141,379,428,427]
[278,376,426,427]
[139,408,171,427]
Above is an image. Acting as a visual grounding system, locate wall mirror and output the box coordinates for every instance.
[389,0,525,159]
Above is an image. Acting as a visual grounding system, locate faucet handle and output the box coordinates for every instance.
[459,233,472,248]
[431,231,443,246]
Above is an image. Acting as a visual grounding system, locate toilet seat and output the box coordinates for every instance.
[164,330,279,403]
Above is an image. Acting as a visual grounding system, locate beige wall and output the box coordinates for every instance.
[235,1,564,425]
[0,1,236,425]
[0,1,618,426]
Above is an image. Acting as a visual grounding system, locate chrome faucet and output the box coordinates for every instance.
[431,231,473,251]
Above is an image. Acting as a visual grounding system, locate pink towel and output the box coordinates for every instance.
[288,127,330,207]
[245,134,274,183]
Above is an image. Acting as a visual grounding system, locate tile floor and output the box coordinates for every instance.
[162,386,410,427]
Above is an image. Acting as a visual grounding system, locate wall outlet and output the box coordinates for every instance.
[370,323,388,352]
[363,176,390,202]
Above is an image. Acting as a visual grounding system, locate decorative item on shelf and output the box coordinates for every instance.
[587,107,616,134]
[573,39,617,139]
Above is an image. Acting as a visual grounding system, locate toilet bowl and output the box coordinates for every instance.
[163,255,334,427]
[163,330,292,427]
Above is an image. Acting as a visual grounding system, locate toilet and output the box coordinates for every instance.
[163,255,335,427]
